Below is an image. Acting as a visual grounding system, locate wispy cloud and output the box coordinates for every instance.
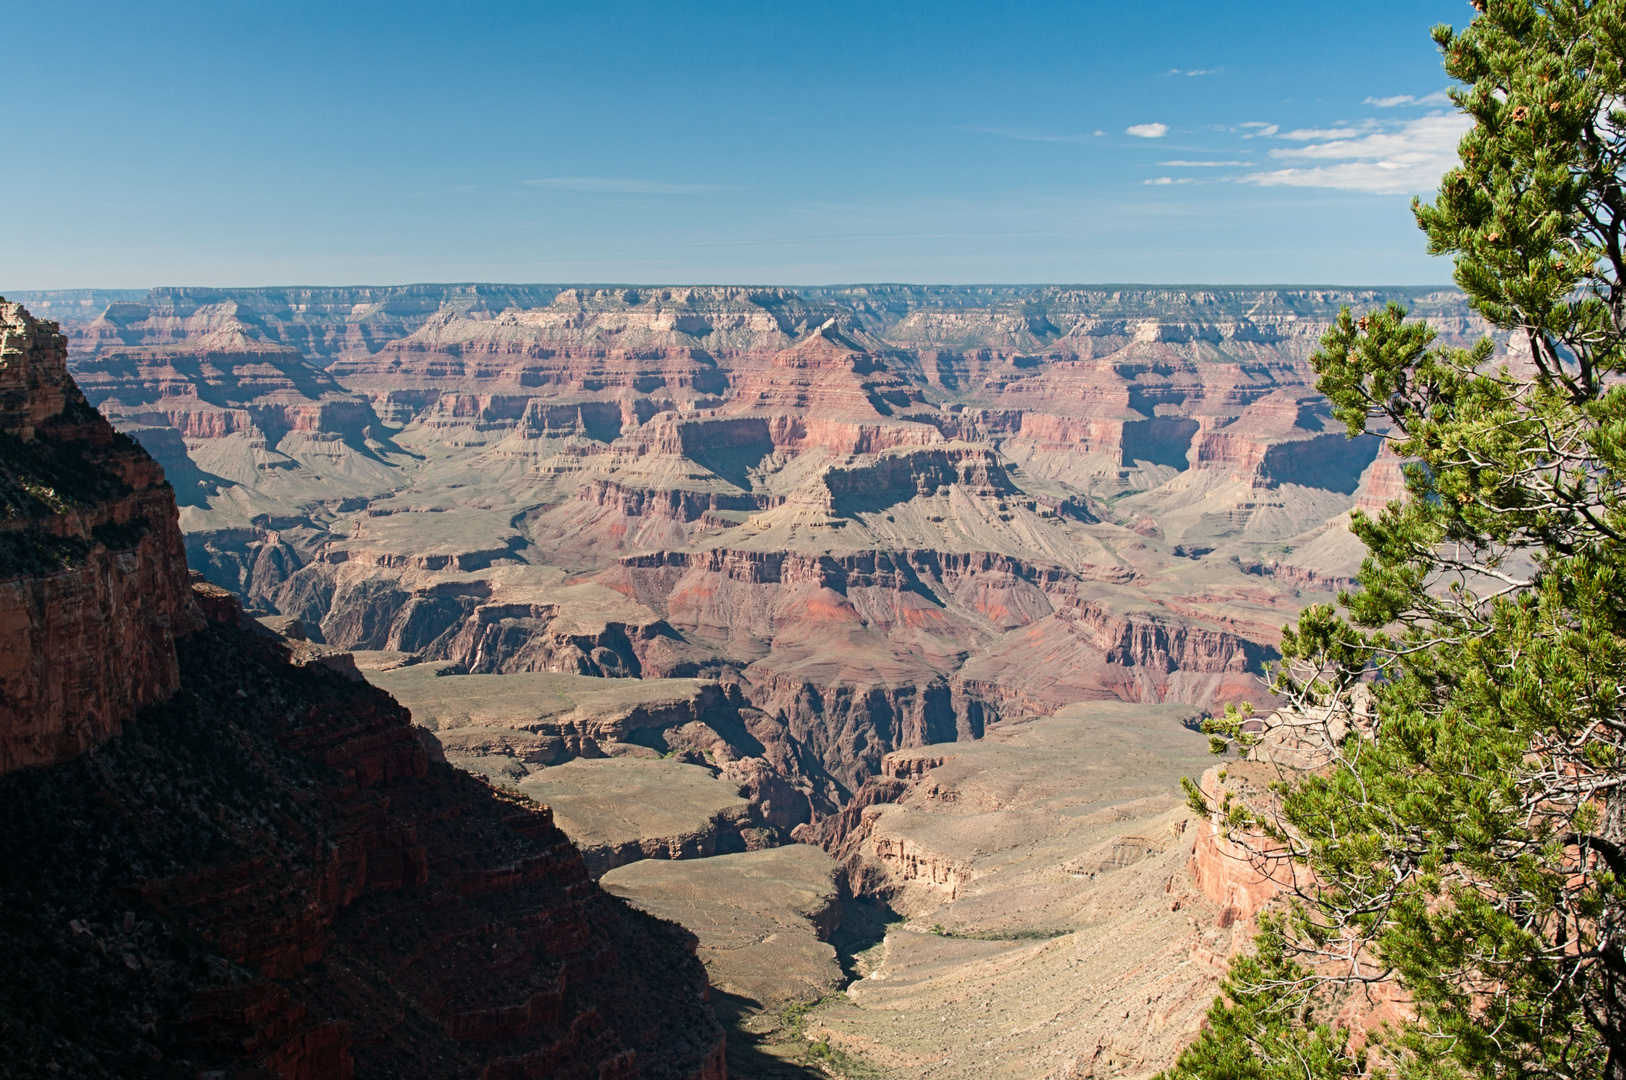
[1158,159,1253,167]
[1239,113,1473,194]
[1168,67,1219,76]
[1239,122,1279,138]
[522,177,733,194]
[1365,91,1453,108]
[1126,123,1169,138]
[1144,176,1196,185]
[1278,126,1365,141]
[962,126,1097,144]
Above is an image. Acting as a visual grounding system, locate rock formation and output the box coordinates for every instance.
[27,281,1481,828]
[0,280,1489,1077]
[0,300,194,773]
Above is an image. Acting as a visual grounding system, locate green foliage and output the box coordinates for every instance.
[1166,3,1626,1078]
[926,923,1069,941]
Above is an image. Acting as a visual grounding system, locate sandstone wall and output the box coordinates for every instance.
[0,299,196,774]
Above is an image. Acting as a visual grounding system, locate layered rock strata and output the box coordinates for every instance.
[0,299,195,774]
[48,284,1482,837]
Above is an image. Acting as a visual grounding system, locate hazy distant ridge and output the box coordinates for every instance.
[6,283,1471,327]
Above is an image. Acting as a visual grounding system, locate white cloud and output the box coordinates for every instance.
[1239,112,1474,194]
[1144,176,1195,185]
[1365,91,1453,108]
[522,177,731,194]
[1168,68,1218,76]
[1240,122,1279,138]
[1159,159,1253,167]
[1279,126,1364,140]
[1094,130,1106,136]
[1126,123,1169,138]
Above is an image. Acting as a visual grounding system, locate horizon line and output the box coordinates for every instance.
[2,281,1462,295]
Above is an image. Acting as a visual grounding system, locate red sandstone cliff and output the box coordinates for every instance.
[0,299,196,774]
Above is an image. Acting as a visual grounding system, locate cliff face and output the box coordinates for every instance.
[0,605,725,1080]
[0,299,195,774]
[0,299,726,1080]
[1186,764,1293,927]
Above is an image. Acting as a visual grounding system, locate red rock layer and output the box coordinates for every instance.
[720,321,927,419]
[0,299,196,774]
[68,329,384,448]
[1186,766,1294,928]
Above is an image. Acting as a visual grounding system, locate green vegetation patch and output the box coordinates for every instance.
[927,923,1070,942]
[0,425,130,522]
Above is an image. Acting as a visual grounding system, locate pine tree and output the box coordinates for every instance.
[1166,2,1626,1077]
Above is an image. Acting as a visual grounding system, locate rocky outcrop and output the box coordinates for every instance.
[0,299,196,774]
[580,479,783,523]
[1184,761,1322,929]
[863,818,977,897]
[0,602,726,1079]
[820,444,1016,511]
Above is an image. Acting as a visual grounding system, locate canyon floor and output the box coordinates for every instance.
[9,283,1486,1077]
[803,704,1230,1080]
[364,655,1234,1079]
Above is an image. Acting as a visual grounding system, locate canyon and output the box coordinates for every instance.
[1,283,1471,1077]
[23,283,1481,800]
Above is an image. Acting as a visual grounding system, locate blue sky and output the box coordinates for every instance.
[2,0,1476,288]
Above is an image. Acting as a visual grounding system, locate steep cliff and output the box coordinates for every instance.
[0,299,195,774]
[0,601,725,1080]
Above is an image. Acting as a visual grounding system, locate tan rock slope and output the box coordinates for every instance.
[806,703,1238,1080]
[601,844,846,1007]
